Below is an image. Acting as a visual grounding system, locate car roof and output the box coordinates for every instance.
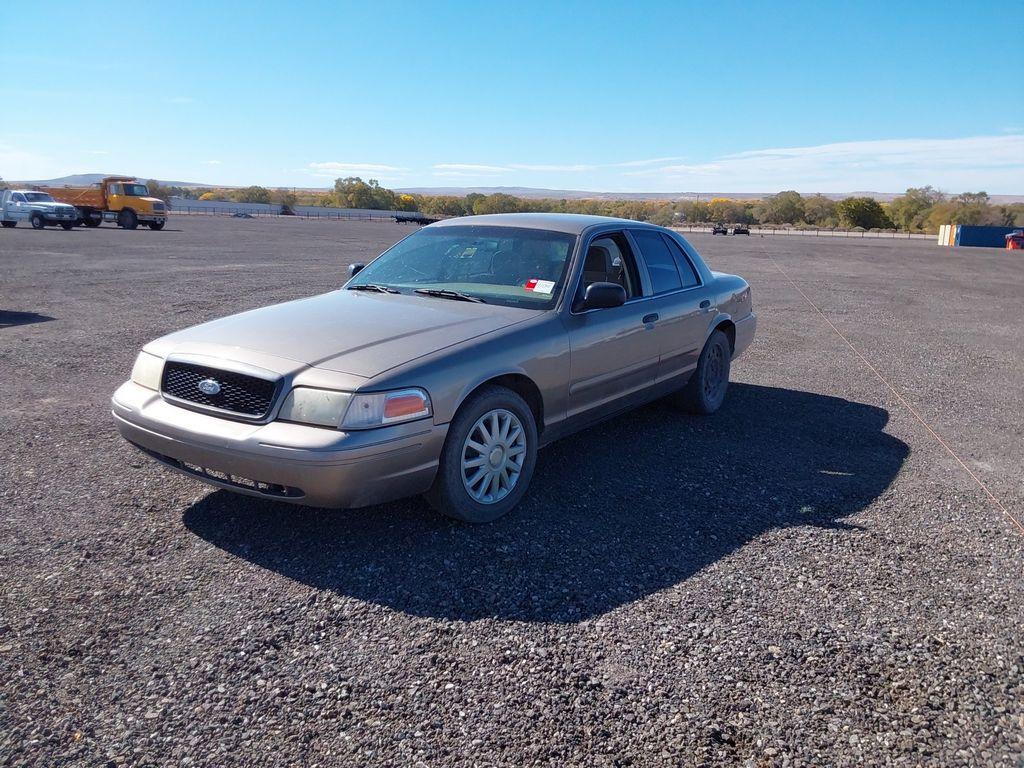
[427,212,662,235]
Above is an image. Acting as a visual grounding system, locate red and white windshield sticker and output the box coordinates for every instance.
[524,279,555,294]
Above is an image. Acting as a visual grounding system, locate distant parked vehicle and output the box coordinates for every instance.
[711,223,728,235]
[732,224,750,235]
[232,212,255,219]
[38,176,167,230]
[1,189,78,229]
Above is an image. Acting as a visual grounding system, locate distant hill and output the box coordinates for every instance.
[14,174,208,187]
[396,186,1024,204]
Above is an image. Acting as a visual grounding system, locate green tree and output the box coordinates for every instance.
[802,194,838,227]
[888,186,944,231]
[835,197,893,229]
[471,193,521,215]
[757,190,805,224]
[230,186,272,204]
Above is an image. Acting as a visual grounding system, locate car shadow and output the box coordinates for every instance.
[182,384,909,623]
[0,311,55,328]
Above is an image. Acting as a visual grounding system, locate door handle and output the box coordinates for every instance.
[642,313,659,325]
[699,299,712,310]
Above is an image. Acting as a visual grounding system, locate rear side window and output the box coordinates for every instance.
[661,234,701,288]
[631,229,682,294]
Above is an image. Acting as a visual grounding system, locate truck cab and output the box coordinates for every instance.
[1,189,79,229]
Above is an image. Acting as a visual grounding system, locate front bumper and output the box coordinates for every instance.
[37,209,78,222]
[111,381,447,508]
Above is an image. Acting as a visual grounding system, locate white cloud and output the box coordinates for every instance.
[306,161,408,179]
[623,135,1024,192]
[0,142,66,180]
[88,149,109,156]
[202,160,222,165]
[433,163,509,174]
[509,164,596,172]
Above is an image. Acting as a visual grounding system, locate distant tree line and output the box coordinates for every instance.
[146,177,1024,233]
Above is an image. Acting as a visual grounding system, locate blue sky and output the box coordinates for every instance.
[2,0,1021,193]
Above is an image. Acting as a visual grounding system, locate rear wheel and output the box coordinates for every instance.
[117,209,138,230]
[30,213,45,229]
[148,221,165,231]
[426,385,538,523]
[1,221,15,228]
[672,329,731,414]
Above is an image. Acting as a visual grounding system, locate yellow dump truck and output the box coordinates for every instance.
[39,176,168,230]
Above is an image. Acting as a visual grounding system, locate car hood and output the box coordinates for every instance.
[147,289,536,379]
[27,202,75,211]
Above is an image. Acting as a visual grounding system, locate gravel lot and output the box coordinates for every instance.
[2,216,1022,767]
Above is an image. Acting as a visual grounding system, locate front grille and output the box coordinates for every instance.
[161,361,278,418]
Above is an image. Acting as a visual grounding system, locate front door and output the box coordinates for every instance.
[563,231,660,422]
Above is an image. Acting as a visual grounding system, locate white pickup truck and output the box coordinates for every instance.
[1,189,79,229]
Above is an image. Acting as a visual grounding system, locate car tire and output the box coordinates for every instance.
[118,209,138,230]
[425,385,538,523]
[61,222,74,230]
[30,213,45,229]
[148,221,165,231]
[672,329,731,414]
[1,221,15,228]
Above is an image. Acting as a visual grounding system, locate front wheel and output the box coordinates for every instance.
[30,213,45,229]
[117,209,138,230]
[672,329,732,414]
[426,385,538,523]
[148,221,165,231]
[61,222,74,230]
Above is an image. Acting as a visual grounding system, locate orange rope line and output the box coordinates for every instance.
[764,251,1023,535]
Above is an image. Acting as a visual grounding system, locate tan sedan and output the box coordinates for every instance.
[112,213,756,522]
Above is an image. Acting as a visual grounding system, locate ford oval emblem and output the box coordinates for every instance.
[197,378,221,396]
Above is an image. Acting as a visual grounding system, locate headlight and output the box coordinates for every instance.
[277,387,353,428]
[130,351,164,390]
[342,388,432,429]
[277,387,432,429]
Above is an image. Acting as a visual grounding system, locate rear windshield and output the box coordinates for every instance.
[348,225,577,309]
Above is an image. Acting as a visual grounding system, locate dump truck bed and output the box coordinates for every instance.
[38,186,106,209]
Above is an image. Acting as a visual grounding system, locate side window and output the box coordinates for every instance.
[578,232,641,304]
[661,234,700,288]
[108,184,120,195]
[631,229,682,294]
[14,193,26,203]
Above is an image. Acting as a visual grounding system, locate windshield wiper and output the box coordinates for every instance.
[414,288,486,303]
[348,284,400,294]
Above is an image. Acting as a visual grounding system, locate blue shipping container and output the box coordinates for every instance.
[954,226,1018,248]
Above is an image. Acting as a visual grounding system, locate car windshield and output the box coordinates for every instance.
[122,184,149,196]
[23,192,55,203]
[348,225,577,309]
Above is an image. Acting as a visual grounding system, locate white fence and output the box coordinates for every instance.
[168,196,427,221]
[673,226,932,240]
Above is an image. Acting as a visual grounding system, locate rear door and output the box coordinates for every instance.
[627,228,710,384]
[563,230,660,421]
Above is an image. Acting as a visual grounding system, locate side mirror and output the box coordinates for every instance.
[580,281,627,311]
[348,262,365,277]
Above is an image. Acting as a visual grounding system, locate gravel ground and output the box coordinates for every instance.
[1,216,1022,767]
